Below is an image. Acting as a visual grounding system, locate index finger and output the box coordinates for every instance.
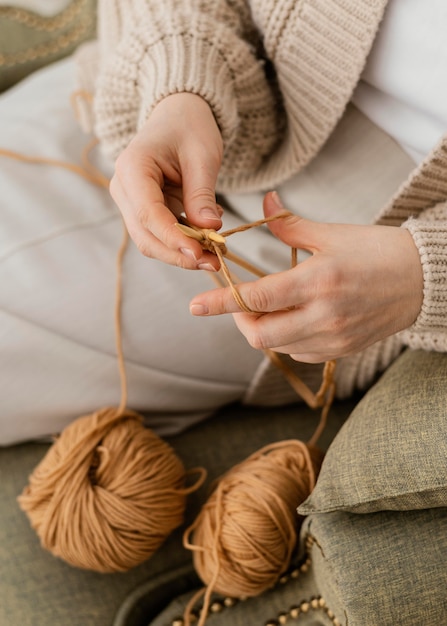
[189,268,307,316]
[112,154,207,262]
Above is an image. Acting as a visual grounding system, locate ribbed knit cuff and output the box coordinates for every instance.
[401,211,447,351]
[135,33,239,141]
[94,34,231,158]
[93,13,277,165]
[93,0,388,192]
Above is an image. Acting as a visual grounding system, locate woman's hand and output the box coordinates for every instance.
[189,192,424,362]
[109,92,223,270]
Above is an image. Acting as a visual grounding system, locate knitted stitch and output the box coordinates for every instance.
[75,0,447,399]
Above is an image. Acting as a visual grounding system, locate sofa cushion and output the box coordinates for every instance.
[0,400,353,626]
[119,507,447,626]
[299,349,447,515]
[303,507,447,625]
[0,0,96,92]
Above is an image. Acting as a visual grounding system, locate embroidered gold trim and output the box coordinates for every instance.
[0,0,88,32]
[0,15,93,67]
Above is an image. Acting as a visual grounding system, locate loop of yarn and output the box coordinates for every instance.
[18,407,195,572]
[3,132,335,601]
[183,440,325,625]
[2,137,206,574]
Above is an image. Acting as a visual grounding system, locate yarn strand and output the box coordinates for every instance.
[177,215,337,435]
[177,218,336,626]
[182,440,324,626]
[2,124,335,596]
[2,140,205,572]
[0,146,109,188]
[115,224,130,415]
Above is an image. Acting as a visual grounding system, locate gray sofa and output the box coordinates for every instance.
[1,4,446,625]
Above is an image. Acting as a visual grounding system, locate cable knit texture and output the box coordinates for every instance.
[75,0,447,401]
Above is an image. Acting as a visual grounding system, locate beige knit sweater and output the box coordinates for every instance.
[76,0,447,400]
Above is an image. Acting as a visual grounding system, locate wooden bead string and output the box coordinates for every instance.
[169,535,341,626]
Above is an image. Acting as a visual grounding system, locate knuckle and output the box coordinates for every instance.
[247,286,273,313]
[235,313,268,351]
[190,141,223,167]
[135,240,153,258]
[246,331,266,352]
[327,312,348,336]
[327,321,353,356]
[129,230,153,258]
[244,317,270,351]
[320,264,343,296]
[188,186,216,207]
[175,252,198,270]
[134,204,148,226]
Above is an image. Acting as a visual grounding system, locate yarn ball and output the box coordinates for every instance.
[186,440,324,598]
[18,407,189,573]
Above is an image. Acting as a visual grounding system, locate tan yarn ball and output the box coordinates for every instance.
[18,407,189,573]
[186,440,324,598]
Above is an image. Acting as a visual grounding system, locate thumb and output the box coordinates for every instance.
[181,154,222,230]
[263,191,328,252]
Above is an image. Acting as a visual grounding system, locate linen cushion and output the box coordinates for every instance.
[118,507,447,626]
[0,0,96,92]
[303,508,447,625]
[299,349,447,515]
[0,400,353,626]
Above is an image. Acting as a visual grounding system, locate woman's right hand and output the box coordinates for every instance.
[109,92,224,270]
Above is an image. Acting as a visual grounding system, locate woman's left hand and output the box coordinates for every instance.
[189,192,424,363]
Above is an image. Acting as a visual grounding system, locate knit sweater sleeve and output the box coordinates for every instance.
[93,0,281,183]
[92,0,387,193]
[399,202,447,352]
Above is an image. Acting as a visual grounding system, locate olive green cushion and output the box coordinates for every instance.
[0,0,96,93]
[0,400,352,626]
[129,506,447,626]
[304,507,447,625]
[299,349,447,515]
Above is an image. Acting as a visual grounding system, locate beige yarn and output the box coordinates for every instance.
[183,441,324,626]
[176,219,335,626]
[18,407,200,572]
[2,136,334,590]
[5,139,206,573]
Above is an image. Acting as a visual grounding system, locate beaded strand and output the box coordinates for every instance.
[169,535,340,626]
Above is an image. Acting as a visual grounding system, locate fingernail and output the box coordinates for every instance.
[190,303,209,315]
[271,191,284,208]
[198,262,217,272]
[199,207,221,222]
[180,247,198,261]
